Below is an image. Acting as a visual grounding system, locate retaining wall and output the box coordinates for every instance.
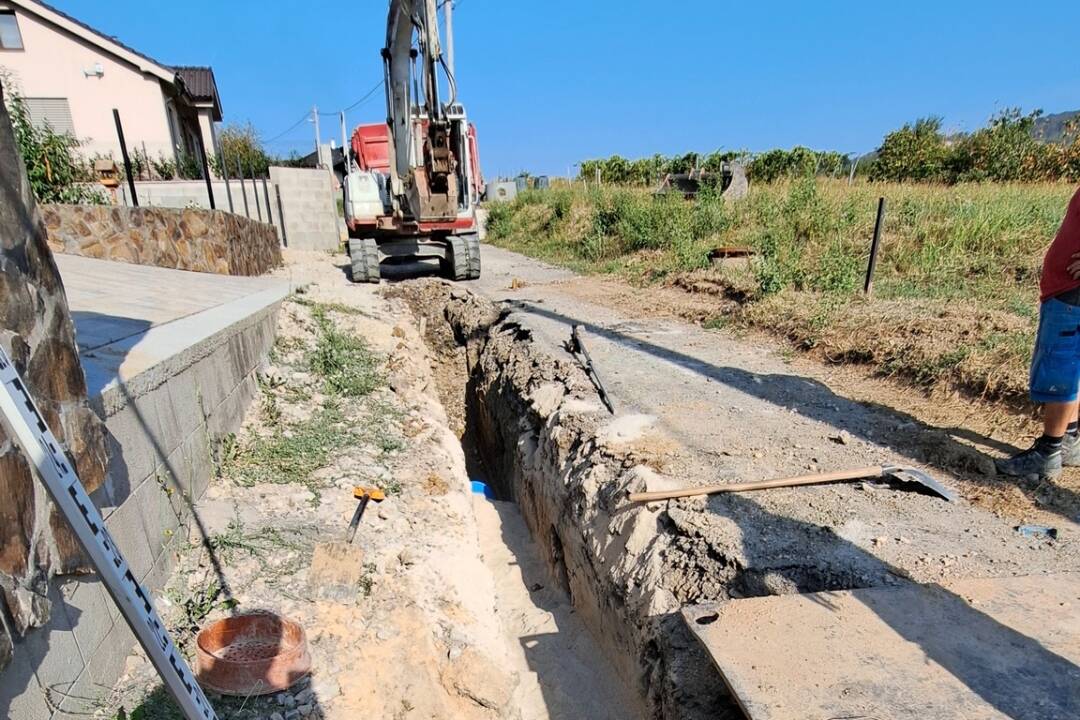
[41,205,282,276]
[0,291,282,720]
[117,180,282,240]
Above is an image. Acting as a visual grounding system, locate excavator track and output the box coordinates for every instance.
[348,238,381,283]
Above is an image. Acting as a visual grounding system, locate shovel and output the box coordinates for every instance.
[626,465,959,503]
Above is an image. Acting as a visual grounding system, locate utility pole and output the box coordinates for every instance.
[340,110,349,217]
[444,0,455,78]
[340,111,349,173]
[312,105,321,165]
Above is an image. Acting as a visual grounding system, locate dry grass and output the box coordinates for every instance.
[487,179,1077,406]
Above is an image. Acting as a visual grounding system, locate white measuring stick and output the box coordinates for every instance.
[0,345,218,720]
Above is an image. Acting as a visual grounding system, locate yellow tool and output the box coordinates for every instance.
[346,486,386,543]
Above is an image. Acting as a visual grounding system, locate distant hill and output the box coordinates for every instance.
[1033,110,1079,142]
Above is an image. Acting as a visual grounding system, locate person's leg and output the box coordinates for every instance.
[1044,400,1079,437]
[1060,402,1080,466]
[997,298,1080,478]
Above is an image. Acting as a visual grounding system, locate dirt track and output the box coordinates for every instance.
[468,244,1080,529]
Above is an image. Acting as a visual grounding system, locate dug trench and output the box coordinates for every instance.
[388,278,1080,720]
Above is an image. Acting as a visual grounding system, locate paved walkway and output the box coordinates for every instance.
[56,254,289,396]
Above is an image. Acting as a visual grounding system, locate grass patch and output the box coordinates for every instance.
[288,294,374,318]
[307,305,383,397]
[220,298,404,496]
[207,516,302,565]
[222,402,350,500]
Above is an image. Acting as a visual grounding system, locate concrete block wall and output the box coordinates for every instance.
[119,180,282,236]
[0,297,280,720]
[119,173,343,252]
[268,167,341,251]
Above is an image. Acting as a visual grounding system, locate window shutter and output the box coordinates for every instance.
[24,98,76,136]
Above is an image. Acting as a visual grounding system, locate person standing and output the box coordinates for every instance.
[998,186,1080,478]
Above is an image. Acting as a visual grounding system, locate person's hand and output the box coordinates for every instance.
[1069,252,1080,279]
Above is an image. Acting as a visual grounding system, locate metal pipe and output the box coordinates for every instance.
[113,108,138,207]
[864,197,886,295]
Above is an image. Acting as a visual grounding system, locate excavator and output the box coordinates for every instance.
[344,0,483,283]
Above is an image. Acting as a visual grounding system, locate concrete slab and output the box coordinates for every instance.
[55,254,289,398]
[682,573,1080,720]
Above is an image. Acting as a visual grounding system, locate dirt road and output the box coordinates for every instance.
[469,244,1080,532]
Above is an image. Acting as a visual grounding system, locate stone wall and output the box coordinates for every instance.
[40,205,282,276]
[116,180,283,243]
[0,85,109,681]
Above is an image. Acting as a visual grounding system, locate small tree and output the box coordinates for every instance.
[946,108,1051,182]
[870,116,949,182]
[211,122,272,176]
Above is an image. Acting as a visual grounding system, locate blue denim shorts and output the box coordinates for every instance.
[1030,297,1080,403]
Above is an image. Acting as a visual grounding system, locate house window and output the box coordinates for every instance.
[25,98,75,136]
[0,11,23,50]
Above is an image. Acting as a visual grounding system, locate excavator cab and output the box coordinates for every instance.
[343,0,482,284]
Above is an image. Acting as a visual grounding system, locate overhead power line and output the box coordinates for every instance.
[315,80,385,116]
[263,80,384,150]
[263,112,311,144]
[343,80,385,112]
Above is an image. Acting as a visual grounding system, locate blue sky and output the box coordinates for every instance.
[52,0,1080,178]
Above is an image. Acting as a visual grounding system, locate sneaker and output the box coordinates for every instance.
[1064,433,1080,468]
[995,443,1062,479]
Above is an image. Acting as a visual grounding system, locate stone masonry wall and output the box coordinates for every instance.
[40,205,282,276]
[0,88,109,674]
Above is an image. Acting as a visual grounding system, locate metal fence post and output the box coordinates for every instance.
[248,163,262,221]
[275,183,288,247]
[236,157,250,218]
[195,134,215,210]
[113,108,138,207]
[220,154,234,213]
[262,177,274,228]
[864,197,886,295]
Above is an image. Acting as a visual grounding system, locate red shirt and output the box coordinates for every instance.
[1040,187,1080,301]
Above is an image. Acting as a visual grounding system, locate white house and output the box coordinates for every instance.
[0,0,222,166]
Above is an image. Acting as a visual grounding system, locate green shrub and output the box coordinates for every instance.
[152,154,176,180]
[485,200,514,239]
[210,122,272,176]
[176,150,203,180]
[871,116,950,182]
[3,73,104,204]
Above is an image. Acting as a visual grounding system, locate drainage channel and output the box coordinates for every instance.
[389,280,741,720]
[425,300,643,720]
[387,278,1080,720]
